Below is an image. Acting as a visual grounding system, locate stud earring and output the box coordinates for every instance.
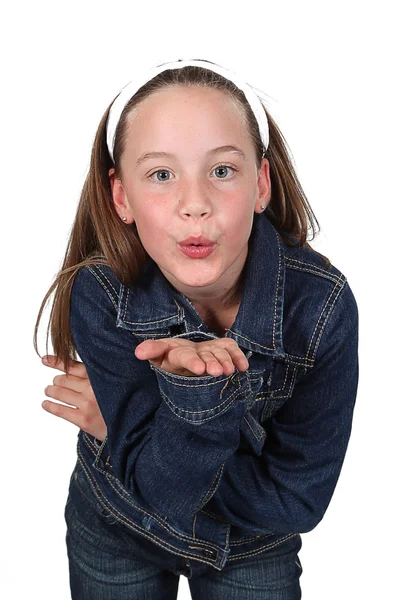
[122,216,127,222]
[260,205,265,211]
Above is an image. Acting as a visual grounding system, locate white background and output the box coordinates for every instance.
[2,0,398,597]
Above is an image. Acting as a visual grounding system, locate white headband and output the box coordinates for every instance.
[106,58,269,164]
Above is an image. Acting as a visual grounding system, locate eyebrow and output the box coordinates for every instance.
[135,145,247,167]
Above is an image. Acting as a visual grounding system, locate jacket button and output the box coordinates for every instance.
[201,548,218,561]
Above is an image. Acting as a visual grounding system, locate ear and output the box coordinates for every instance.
[108,168,135,224]
[254,158,272,214]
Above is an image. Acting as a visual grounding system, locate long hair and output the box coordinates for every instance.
[33,62,330,374]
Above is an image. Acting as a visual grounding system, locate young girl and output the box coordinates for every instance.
[35,58,359,599]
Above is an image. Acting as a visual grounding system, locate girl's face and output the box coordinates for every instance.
[109,86,271,300]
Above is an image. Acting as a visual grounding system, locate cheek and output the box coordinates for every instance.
[222,211,254,249]
[223,202,254,230]
[221,188,256,216]
[134,211,169,249]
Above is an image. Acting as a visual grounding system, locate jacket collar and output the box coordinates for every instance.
[117,214,286,357]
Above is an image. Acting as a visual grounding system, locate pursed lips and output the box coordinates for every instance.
[178,235,215,247]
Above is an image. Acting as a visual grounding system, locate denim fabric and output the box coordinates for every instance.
[65,459,303,598]
[68,213,359,572]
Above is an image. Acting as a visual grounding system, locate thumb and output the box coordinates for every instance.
[134,340,170,365]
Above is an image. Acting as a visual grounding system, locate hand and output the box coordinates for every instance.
[40,338,248,441]
[135,337,249,377]
[41,355,107,442]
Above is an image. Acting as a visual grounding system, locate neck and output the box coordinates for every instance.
[193,276,243,316]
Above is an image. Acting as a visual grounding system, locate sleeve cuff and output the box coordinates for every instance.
[149,363,249,423]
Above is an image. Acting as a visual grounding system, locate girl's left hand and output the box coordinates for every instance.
[41,355,107,442]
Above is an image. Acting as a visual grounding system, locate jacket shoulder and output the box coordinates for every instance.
[72,262,123,313]
[283,240,345,283]
[281,240,358,368]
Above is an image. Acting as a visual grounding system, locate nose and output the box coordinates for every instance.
[178,178,212,220]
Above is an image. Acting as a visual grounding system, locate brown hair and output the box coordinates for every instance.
[33,62,330,374]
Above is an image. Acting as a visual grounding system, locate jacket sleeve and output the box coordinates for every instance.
[202,281,359,535]
[69,266,250,519]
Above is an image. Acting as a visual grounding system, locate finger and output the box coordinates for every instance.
[231,351,249,371]
[197,340,245,371]
[134,340,170,363]
[215,339,249,371]
[227,351,248,371]
[169,347,207,375]
[44,384,82,407]
[51,373,89,393]
[41,400,84,429]
[200,348,236,375]
[196,350,226,376]
[42,355,89,378]
[41,399,107,441]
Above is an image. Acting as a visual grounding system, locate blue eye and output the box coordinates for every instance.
[148,165,237,183]
[214,164,237,179]
[148,169,171,183]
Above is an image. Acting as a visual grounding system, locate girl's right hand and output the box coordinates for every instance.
[135,337,249,377]
[41,355,107,442]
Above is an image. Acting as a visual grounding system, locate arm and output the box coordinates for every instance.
[69,266,251,519]
[202,281,359,535]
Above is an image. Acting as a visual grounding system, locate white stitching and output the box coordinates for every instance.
[285,255,343,282]
[94,265,120,298]
[244,414,266,441]
[307,275,346,362]
[196,463,225,512]
[152,366,232,386]
[80,434,224,551]
[86,265,118,311]
[272,229,283,349]
[224,329,275,351]
[228,533,298,558]
[159,387,242,423]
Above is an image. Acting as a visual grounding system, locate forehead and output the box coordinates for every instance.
[123,86,250,152]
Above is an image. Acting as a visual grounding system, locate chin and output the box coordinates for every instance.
[170,267,221,288]
[176,274,218,288]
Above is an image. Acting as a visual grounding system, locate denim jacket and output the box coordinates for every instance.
[69,213,359,571]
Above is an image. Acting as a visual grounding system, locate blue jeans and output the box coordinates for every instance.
[65,460,303,599]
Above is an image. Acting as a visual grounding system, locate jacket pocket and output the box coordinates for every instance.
[259,360,299,424]
[239,361,299,455]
